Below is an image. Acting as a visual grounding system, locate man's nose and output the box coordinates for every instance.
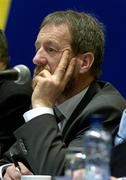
[32,48,47,66]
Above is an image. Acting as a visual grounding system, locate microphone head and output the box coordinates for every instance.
[14,64,31,84]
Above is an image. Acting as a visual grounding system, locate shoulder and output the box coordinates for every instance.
[94,80,126,104]
[84,80,126,119]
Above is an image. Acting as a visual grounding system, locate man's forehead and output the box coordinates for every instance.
[36,24,70,42]
[39,23,69,35]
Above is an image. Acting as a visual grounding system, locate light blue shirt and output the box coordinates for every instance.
[115,109,126,146]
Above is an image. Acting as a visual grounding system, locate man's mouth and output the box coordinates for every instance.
[33,66,45,77]
[33,66,52,77]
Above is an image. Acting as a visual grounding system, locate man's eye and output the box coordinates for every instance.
[46,46,59,54]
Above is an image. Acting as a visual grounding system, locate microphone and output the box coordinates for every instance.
[0,64,31,84]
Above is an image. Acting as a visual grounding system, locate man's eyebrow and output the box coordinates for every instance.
[44,40,59,47]
[35,40,60,50]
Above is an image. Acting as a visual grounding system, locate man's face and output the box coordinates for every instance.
[33,23,72,77]
[33,23,79,96]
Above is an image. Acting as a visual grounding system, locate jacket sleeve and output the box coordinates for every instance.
[0,114,66,175]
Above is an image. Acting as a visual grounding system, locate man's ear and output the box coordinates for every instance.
[79,52,94,74]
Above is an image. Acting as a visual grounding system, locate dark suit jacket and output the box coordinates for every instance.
[0,79,32,158]
[0,81,126,177]
[111,141,126,177]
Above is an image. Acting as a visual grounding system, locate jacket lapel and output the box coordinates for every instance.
[62,81,99,142]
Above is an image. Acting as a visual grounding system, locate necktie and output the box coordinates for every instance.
[53,107,65,128]
[115,109,126,145]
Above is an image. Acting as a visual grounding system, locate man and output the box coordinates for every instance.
[0,10,126,179]
[0,29,32,158]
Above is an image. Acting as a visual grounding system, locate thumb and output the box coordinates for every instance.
[18,162,33,175]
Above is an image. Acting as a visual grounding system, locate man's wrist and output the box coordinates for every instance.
[23,107,54,122]
[32,102,54,108]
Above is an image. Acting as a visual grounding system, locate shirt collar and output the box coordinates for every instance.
[57,86,89,120]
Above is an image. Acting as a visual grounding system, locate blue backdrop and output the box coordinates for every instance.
[5,0,126,98]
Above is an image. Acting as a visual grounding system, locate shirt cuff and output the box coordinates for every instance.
[23,107,54,122]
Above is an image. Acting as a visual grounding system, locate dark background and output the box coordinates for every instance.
[5,0,126,98]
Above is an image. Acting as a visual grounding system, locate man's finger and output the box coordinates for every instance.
[18,162,33,175]
[4,165,21,180]
[54,50,71,81]
[62,57,76,87]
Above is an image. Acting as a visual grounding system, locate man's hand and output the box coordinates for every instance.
[32,50,76,108]
[3,162,33,180]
